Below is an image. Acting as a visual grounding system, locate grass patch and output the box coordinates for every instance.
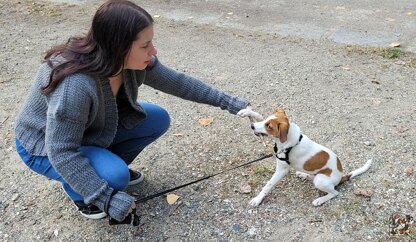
[383,48,405,59]
[254,165,275,175]
[344,45,405,59]
[26,2,64,17]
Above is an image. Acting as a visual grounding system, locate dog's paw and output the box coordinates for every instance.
[312,197,326,207]
[237,108,263,121]
[237,108,253,117]
[249,196,263,207]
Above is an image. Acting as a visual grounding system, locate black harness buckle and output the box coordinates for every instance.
[274,134,303,165]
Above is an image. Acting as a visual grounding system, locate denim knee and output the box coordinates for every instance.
[157,106,171,136]
[106,168,130,191]
[78,146,130,191]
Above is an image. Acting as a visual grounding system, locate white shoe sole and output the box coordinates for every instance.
[128,173,144,186]
[79,211,107,220]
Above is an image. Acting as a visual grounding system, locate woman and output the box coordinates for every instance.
[15,0,252,222]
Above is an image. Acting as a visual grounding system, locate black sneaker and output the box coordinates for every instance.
[128,169,144,186]
[74,202,107,220]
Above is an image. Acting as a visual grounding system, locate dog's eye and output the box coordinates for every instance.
[266,124,272,130]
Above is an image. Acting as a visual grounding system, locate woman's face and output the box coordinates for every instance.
[124,25,157,70]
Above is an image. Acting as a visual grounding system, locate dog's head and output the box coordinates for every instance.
[251,107,290,143]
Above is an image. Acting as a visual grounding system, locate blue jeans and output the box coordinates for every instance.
[15,102,170,203]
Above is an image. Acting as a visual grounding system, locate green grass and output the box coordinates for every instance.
[344,45,406,59]
[383,48,405,59]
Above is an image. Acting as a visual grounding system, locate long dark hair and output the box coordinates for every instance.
[41,0,153,94]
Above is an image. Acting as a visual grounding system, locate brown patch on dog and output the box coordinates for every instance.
[339,174,351,184]
[303,151,329,171]
[318,168,332,176]
[337,158,343,172]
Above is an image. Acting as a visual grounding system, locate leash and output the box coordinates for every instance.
[134,153,273,203]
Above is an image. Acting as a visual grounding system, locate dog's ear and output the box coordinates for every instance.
[278,122,289,143]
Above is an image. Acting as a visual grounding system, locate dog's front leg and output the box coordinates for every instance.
[249,160,289,207]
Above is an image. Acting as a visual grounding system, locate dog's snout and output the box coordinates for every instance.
[250,124,254,130]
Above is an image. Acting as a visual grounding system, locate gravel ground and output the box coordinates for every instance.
[0,0,415,241]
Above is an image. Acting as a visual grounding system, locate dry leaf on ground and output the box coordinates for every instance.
[404,167,413,175]
[389,42,400,47]
[167,194,180,205]
[198,116,214,126]
[353,188,372,198]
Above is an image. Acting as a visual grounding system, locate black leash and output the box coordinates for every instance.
[109,153,272,226]
[134,153,273,203]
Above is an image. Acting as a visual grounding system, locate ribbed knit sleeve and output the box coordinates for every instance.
[143,59,250,114]
[44,74,133,221]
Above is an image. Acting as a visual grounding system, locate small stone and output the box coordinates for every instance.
[239,184,252,194]
[232,224,242,233]
[247,227,257,237]
[11,193,20,201]
[363,141,375,146]
[400,148,408,153]
[54,229,59,237]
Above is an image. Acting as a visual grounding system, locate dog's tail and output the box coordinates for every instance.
[340,159,372,183]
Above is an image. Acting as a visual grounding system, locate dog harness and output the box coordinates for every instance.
[274,134,303,165]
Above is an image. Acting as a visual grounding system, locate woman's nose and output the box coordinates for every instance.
[150,44,157,56]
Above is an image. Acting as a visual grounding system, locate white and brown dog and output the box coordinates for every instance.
[237,107,372,207]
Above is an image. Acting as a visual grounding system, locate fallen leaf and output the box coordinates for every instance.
[385,17,395,22]
[404,167,413,175]
[173,133,184,137]
[153,15,160,18]
[407,11,413,16]
[354,188,372,198]
[342,66,351,70]
[227,12,234,15]
[167,194,180,205]
[389,42,401,47]
[198,116,214,126]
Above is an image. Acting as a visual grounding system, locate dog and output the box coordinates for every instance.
[237,107,372,207]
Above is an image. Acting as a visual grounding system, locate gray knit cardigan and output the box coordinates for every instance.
[15,57,249,221]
